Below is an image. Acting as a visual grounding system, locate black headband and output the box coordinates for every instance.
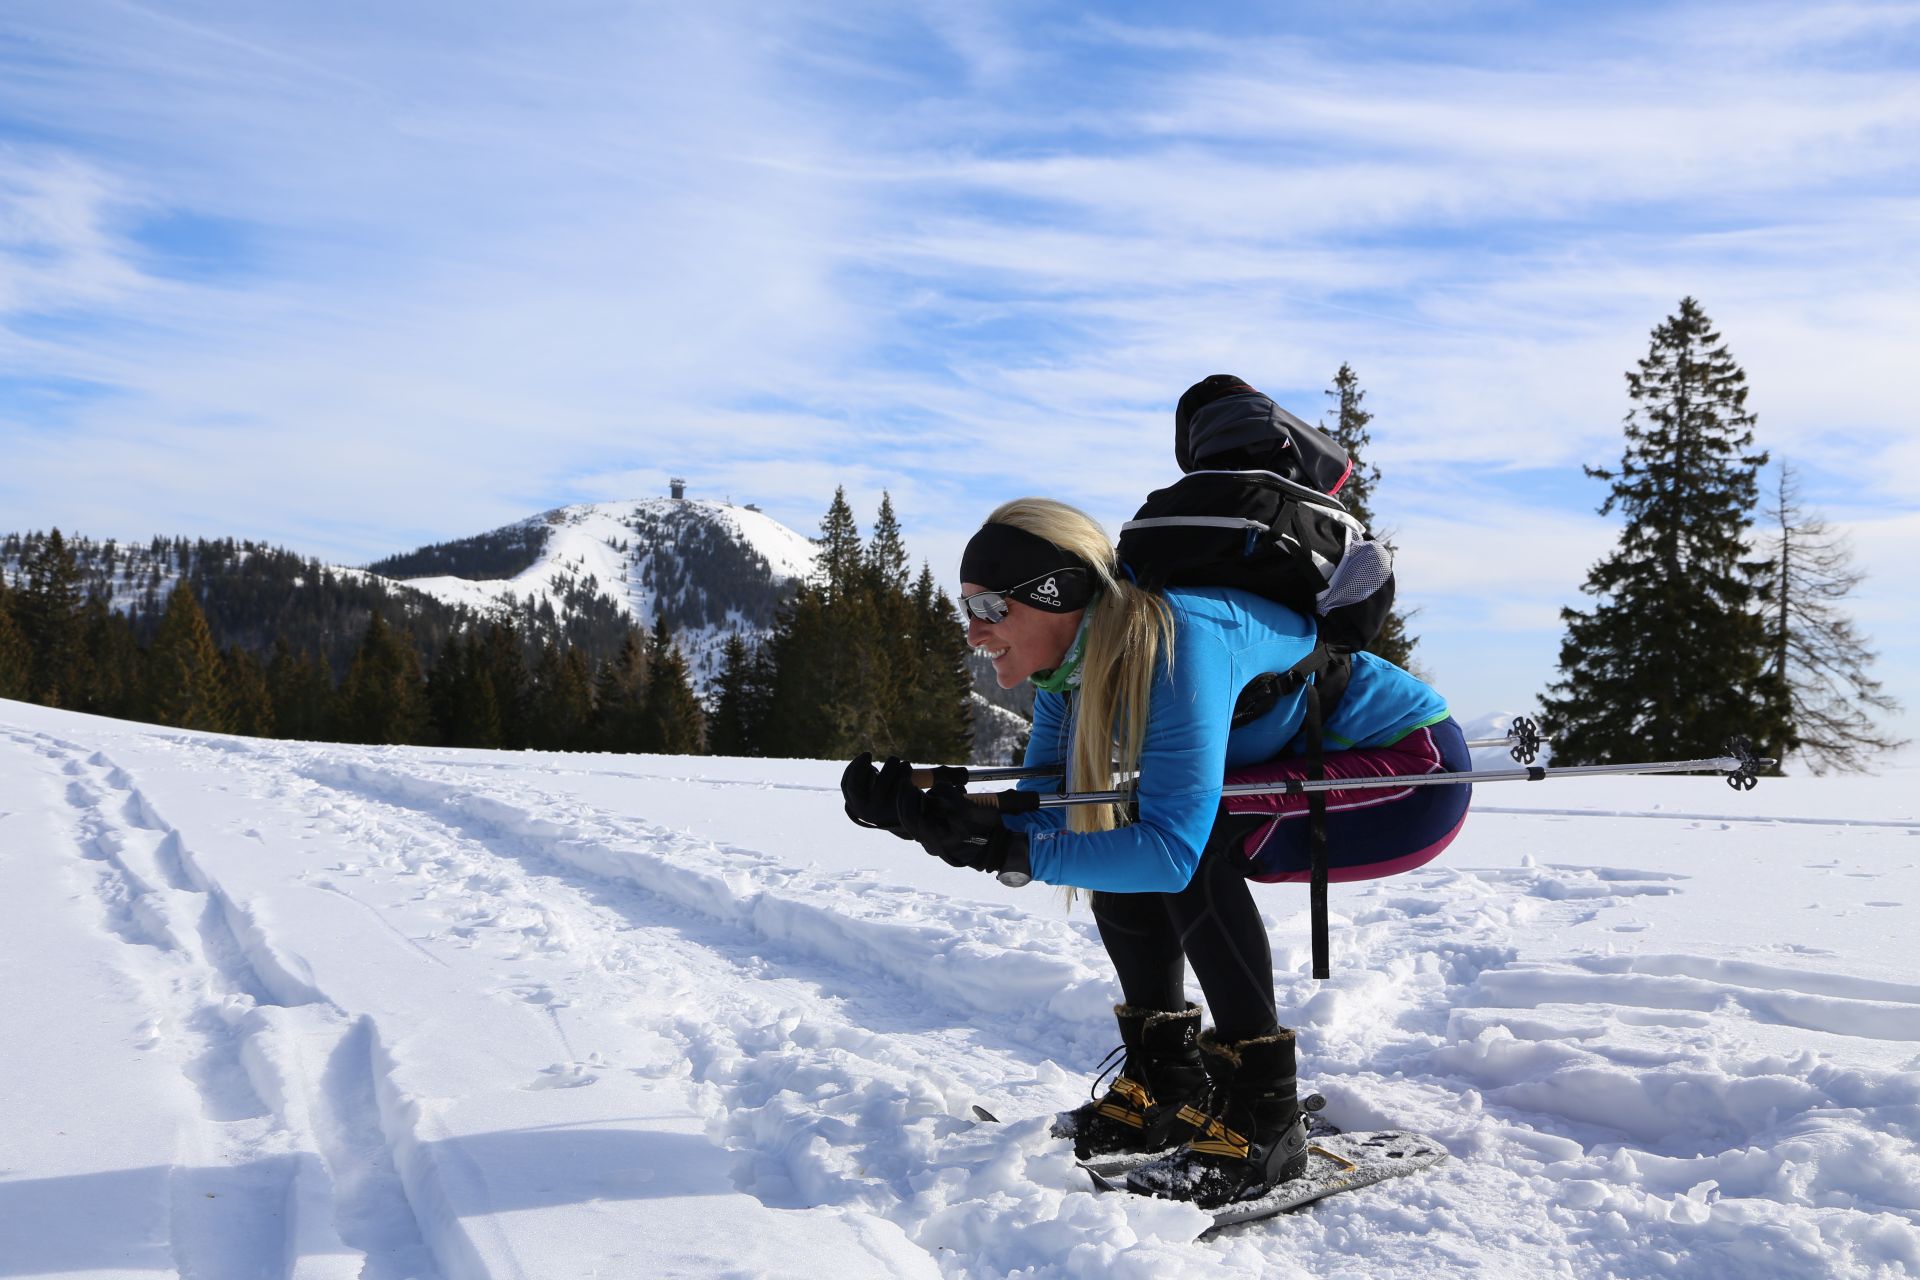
[960,523,1096,613]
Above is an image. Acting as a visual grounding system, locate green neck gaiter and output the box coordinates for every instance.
[1030,598,1098,695]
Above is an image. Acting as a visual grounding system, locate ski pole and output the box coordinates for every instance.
[911,717,1552,787]
[965,739,1771,813]
[909,762,1047,788]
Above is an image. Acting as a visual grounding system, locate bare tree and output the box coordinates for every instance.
[1764,462,1906,773]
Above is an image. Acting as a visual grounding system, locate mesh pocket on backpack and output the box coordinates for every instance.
[1316,537,1392,614]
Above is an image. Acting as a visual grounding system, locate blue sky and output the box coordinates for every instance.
[3,1,1916,748]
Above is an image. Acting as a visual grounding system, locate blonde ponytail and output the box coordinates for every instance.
[981,498,1176,833]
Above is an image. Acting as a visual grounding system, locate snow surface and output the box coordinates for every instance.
[3,697,1918,1279]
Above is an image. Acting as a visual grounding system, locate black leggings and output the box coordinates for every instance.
[1091,815,1278,1042]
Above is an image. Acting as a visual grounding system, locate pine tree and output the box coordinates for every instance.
[426,635,466,745]
[145,582,233,732]
[815,487,865,606]
[76,595,142,720]
[763,492,880,758]
[222,647,277,738]
[1323,363,1419,669]
[856,494,920,757]
[17,528,87,707]
[0,576,30,700]
[427,631,506,749]
[705,632,766,757]
[760,588,827,757]
[561,646,595,746]
[906,565,974,763]
[528,640,595,750]
[1541,297,1790,765]
[592,629,649,753]
[267,640,338,742]
[527,640,567,750]
[640,617,703,754]
[338,612,430,745]
[477,623,529,749]
[865,493,911,596]
[1762,463,1906,772]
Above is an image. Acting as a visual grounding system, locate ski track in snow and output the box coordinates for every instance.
[3,711,1918,1278]
[4,726,439,1280]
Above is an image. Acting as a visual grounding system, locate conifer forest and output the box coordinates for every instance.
[0,492,975,764]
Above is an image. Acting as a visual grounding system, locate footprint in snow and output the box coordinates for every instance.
[524,1062,599,1090]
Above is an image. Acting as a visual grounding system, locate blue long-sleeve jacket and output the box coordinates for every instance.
[1010,587,1449,893]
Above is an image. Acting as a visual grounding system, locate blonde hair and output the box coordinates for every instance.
[983,498,1176,834]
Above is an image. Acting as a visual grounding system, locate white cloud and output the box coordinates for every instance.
[0,152,152,314]
[0,0,1913,725]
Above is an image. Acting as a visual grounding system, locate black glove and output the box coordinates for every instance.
[896,782,1026,874]
[841,753,917,839]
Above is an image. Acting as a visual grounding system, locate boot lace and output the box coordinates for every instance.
[1088,1044,1130,1101]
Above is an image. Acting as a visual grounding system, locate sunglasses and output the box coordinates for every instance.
[960,571,1072,623]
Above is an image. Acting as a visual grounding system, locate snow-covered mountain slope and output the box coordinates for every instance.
[970,692,1030,767]
[361,499,818,689]
[4,697,1916,1278]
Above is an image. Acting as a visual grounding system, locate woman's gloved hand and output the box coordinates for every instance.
[896,782,1024,874]
[841,753,918,838]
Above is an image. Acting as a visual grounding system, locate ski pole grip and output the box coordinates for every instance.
[964,788,1042,814]
[910,765,972,789]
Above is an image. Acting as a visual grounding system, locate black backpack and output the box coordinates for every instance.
[1116,381,1397,719]
[1115,376,1397,979]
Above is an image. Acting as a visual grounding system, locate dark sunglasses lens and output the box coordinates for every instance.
[963,591,1008,623]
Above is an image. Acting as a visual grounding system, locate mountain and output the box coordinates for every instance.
[0,530,477,682]
[5,500,1025,762]
[360,498,818,690]
[360,499,1025,760]
[969,693,1030,766]
[0,499,815,689]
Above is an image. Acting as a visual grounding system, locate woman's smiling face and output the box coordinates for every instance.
[961,582,1085,689]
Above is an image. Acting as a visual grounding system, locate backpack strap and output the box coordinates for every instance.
[1224,641,1343,978]
[1275,642,1336,980]
[1228,650,1352,728]
[1303,674,1330,980]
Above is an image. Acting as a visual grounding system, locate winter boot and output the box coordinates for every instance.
[1050,1003,1208,1161]
[1124,1027,1309,1208]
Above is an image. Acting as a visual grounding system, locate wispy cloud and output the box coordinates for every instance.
[1,0,1914,734]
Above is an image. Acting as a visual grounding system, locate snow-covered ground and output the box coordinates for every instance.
[3,698,1917,1279]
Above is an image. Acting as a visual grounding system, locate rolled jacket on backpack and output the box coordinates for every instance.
[1007,586,1450,895]
[1221,718,1473,883]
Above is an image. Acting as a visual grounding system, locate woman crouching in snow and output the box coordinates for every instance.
[842,497,1471,1208]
